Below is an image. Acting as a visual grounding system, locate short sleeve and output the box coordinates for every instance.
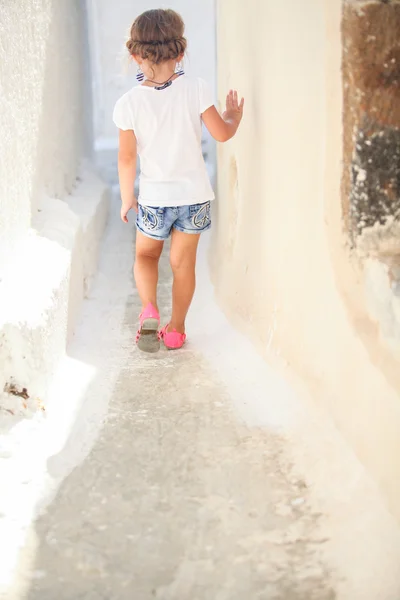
[198,78,214,115]
[112,95,133,131]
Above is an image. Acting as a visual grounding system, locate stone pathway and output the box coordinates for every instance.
[4,198,400,600]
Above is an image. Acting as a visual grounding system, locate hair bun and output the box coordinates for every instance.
[127,9,187,65]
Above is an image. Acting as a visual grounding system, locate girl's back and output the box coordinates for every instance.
[114,75,214,206]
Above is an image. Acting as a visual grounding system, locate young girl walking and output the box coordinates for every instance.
[113,8,244,353]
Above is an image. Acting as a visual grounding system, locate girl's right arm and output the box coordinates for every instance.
[202,90,244,143]
[118,129,138,223]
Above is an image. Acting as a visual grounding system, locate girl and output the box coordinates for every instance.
[113,8,244,353]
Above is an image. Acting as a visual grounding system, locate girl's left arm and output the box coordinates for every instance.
[202,90,244,143]
[118,129,138,223]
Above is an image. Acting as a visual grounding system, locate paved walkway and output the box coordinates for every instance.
[4,199,400,600]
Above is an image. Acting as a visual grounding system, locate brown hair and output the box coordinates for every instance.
[126,9,187,65]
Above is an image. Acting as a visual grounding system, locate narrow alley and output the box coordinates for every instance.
[2,1,400,598]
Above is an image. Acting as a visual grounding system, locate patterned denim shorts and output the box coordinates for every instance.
[136,201,211,241]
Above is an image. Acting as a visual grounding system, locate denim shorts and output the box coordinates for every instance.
[136,201,211,241]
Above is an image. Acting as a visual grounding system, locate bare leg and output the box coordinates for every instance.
[169,229,200,333]
[134,231,164,311]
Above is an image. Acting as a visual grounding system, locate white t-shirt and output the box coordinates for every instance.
[113,76,215,207]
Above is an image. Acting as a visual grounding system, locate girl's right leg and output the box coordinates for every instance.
[134,231,164,311]
[169,228,200,333]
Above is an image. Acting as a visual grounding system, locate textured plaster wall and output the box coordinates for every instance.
[342,0,400,241]
[87,0,216,184]
[213,0,400,520]
[0,1,86,272]
[0,0,109,406]
[341,0,400,354]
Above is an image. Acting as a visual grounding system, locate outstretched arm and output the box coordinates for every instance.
[118,129,138,223]
[202,90,244,143]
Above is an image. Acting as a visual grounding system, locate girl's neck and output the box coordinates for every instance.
[145,63,176,83]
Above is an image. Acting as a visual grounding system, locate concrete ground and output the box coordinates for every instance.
[3,197,400,600]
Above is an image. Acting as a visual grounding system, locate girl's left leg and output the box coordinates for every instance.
[168,229,200,334]
[134,231,164,311]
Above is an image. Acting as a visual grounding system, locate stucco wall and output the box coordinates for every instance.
[87,0,216,184]
[213,0,400,520]
[0,1,85,272]
[0,0,109,407]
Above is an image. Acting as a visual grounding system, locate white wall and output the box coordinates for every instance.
[213,0,400,521]
[0,1,86,274]
[0,0,109,405]
[87,0,216,183]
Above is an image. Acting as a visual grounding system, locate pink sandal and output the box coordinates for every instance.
[136,303,160,353]
[160,324,186,350]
